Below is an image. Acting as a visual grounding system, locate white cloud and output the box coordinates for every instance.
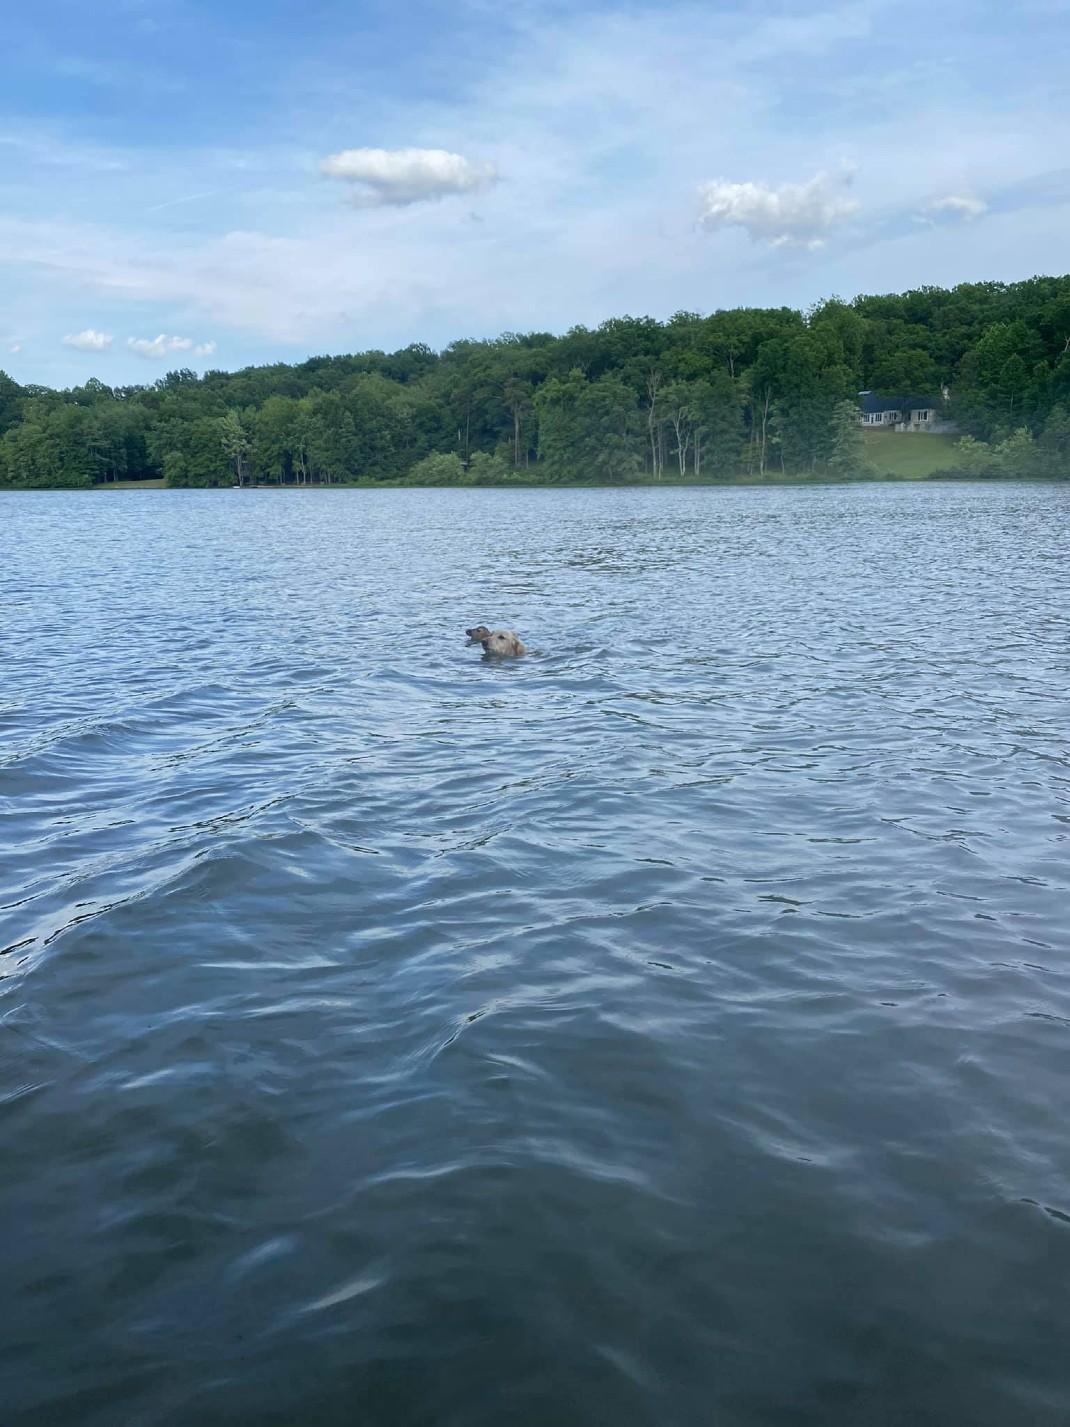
[126,334,215,360]
[925,193,988,221]
[3,0,1069,378]
[62,328,113,351]
[9,342,22,354]
[697,171,861,249]
[320,147,499,207]
[127,333,195,359]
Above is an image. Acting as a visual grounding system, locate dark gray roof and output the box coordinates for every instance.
[858,391,935,414]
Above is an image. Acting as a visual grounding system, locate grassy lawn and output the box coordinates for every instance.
[863,430,960,478]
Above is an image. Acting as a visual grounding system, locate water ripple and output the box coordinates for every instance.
[1,483,1069,1426]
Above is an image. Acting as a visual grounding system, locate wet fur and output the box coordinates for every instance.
[465,625,526,657]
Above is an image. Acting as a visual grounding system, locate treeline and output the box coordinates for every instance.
[2,274,1070,489]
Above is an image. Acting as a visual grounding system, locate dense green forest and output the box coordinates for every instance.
[2,275,1070,489]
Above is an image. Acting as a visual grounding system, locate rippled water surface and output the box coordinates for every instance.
[2,483,1070,1426]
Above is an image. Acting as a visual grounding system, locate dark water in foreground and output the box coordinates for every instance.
[2,483,1069,1426]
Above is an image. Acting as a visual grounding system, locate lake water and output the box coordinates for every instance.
[2,482,1069,1426]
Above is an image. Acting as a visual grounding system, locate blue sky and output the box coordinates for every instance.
[2,0,1068,386]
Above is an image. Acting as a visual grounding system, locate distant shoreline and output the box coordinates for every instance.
[5,472,1064,492]
[6,277,1069,490]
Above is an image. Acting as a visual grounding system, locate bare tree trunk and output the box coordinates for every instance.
[671,413,690,476]
[758,390,771,477]
[646,370,661,479]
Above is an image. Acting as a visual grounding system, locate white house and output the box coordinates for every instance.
[857,391,957,433]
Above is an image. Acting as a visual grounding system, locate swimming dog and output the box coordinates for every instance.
[465,625,526,656]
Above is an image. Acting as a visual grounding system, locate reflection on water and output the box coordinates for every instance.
[2,483,1069,1427]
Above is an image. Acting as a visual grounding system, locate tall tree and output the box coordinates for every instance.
[219,411,251,486]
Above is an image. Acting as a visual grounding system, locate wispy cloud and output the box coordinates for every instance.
[0,132,129,171]
[145,190,218,214]
[698,170,860,249]
[3,0,1069,384]
[127,333,214,359]
[62,328,113,351]
[320,147,499,207]
[925,193,988,221]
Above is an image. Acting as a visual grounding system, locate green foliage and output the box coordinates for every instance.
[826,401,872,477]
[406,452,466,485]
[151,416,232,486]
[950,435,1001,476]
[466,451,514,485]
[1038,404,1070,475]
[0,400,97,488]
[218,410,251,485]
[535,370,641,482]
[0,371,25,437]
[867,346,941,396]
[2,273,1070,488]
[690,372,744,476]
[946,423,1070,479]
[992,427,1039,478]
